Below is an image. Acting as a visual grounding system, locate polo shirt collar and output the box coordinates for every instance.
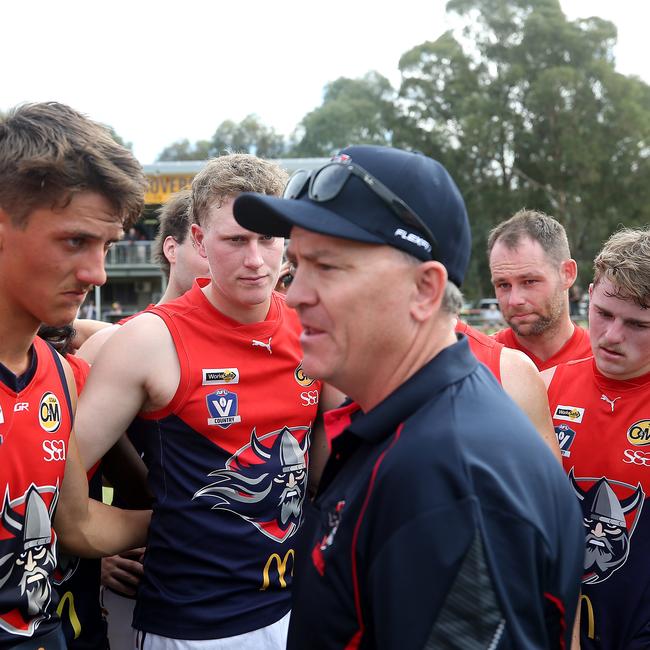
[345,336,477,445]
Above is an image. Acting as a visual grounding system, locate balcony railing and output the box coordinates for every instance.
[106,240,157,267]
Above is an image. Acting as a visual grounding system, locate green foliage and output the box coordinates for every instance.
[289,72,397,157]
[209,114,286,159]
[157,138,210,161]
[394,0,650,296]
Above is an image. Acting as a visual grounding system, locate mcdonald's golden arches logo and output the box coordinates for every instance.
[260,549,295,591]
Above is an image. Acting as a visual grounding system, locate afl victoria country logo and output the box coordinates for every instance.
[39,392,61,433]
[627,419,650,446]
[295,362,315,387]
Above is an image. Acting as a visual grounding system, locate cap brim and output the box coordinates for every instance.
[233,193,386,245]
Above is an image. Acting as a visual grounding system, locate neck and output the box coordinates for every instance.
[202,283,271,325]
[353,319,457,412]
[158,278,185,305]
[0,303,40,375]
[513,315,575,362]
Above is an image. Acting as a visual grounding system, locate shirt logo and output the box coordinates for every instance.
[38,392,61,433]
[202,368,240,386]
[252,337,272,354]
[14,402,29,412]
[601,394,621,413]
[206,389,241,429]
[555,424,576,458]
[553,405,585,424]
[627,420,650,446]
[294,362,316,387]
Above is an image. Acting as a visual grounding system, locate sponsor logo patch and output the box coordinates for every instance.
[39,392,61,433]
[206,389,242,429]
[14,402,29,412]
[294,362,315,387]
[627,419,650,446]
[202,368,239,386]
[623,449,650,466]
[555,424,576,457]
[553,404,585,424]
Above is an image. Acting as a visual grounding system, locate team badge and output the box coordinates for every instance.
[294,362,315,387]
[202,368,240,386]
[627,419,650,446]
[38,392,61,433]
[553,404,585,424]
[206,389,241,429]
[569,469,644,585]
[555,424,576,457]
[0,484,59,637]
[194,426,310,543]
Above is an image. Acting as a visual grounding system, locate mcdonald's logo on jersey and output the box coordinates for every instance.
[260,549,295,591]
[39,392,61,433]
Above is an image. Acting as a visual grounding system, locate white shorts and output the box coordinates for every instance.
[135,611,290,650]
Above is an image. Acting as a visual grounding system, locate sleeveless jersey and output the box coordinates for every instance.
[547,358,650,648]
[495,323,591,370]
[52,354,109,649]
[455,320,502,382]
[0,337,73,646]
[133,281,321,640]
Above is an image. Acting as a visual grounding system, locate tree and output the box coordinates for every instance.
[157,138,211,161]
[290,72,398,157]
[209,114,286,158]
[396,0,650,296]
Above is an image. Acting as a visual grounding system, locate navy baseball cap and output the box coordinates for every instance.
[232,145,471,287]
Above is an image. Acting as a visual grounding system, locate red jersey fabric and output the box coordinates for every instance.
[0,337,73,643]
[547,358,650,648]
[494,324,591,371]
[133,280,322,639]
[455,320,502,382]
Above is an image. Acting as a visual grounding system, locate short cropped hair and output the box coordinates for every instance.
[190,153,287,226]
[153,189,192,278]
[487,209,571,266]
[593,228,650,309]
[0,102,146,227]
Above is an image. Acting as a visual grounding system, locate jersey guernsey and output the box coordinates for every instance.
[133,280,321,640]
[548,358,650,648]
[455,320,502,381]
[0,337,73,646]
[494,323,591,371]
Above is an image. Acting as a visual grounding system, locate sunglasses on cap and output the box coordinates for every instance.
[283,157,438,260]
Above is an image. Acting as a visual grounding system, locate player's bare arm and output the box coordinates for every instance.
[500,348,562,463]
[75,313,179,470]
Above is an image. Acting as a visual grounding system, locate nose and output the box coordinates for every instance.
[603,318,625,345]
[507,285,526,307]
[243,240,264,269]
[287,472,296,488]
[286,266,317,310]
[592,522,605,538]
[76,247,108,287]
[25,550,36,572]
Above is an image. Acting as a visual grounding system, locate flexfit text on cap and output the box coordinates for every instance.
[233,145,471,286]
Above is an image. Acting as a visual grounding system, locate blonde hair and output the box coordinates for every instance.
[190,153,287,226]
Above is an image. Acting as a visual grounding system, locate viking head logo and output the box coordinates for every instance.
[194,426,310,542]
[569,469,644,584]
[0,485,58,636]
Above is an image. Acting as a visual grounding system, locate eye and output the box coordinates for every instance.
[66,237,86,249]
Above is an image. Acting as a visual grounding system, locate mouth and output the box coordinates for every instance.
[239,275,267,285]
[588,539,606,548]
[27,573,44,585]
[598,346,623,359]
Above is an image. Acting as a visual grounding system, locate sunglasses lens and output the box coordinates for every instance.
[283,170,310,199]
[310,164,349,202]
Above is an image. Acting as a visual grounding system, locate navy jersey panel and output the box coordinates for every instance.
[134,416,293,638]
[288,339,584,649]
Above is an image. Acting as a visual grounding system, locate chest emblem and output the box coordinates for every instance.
[627,420,650,447]
[553,404,585,424]
[601,394,621,413]
[38,393,61,433]
[206,389,241,429]
[252,337,272,354]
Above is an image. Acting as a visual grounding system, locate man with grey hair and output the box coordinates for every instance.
[233,145,583,648]
[543,228,650,649]
[488,209,591,370]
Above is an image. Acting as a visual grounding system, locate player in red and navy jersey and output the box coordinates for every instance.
[488,210,591,370]
[543,228,650,648]
[74,155,343,649]
[0,103,150,648]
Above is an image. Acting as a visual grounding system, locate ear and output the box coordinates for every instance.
[0,207,9,250]
[191,223,208,259]
[162,236,177,266]
[589,282,594,298]
[410,261,448,322]
[560,258,578,290]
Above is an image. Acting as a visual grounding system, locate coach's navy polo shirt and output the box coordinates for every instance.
[288,336,583,650]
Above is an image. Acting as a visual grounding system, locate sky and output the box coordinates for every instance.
[2,0,648,164]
